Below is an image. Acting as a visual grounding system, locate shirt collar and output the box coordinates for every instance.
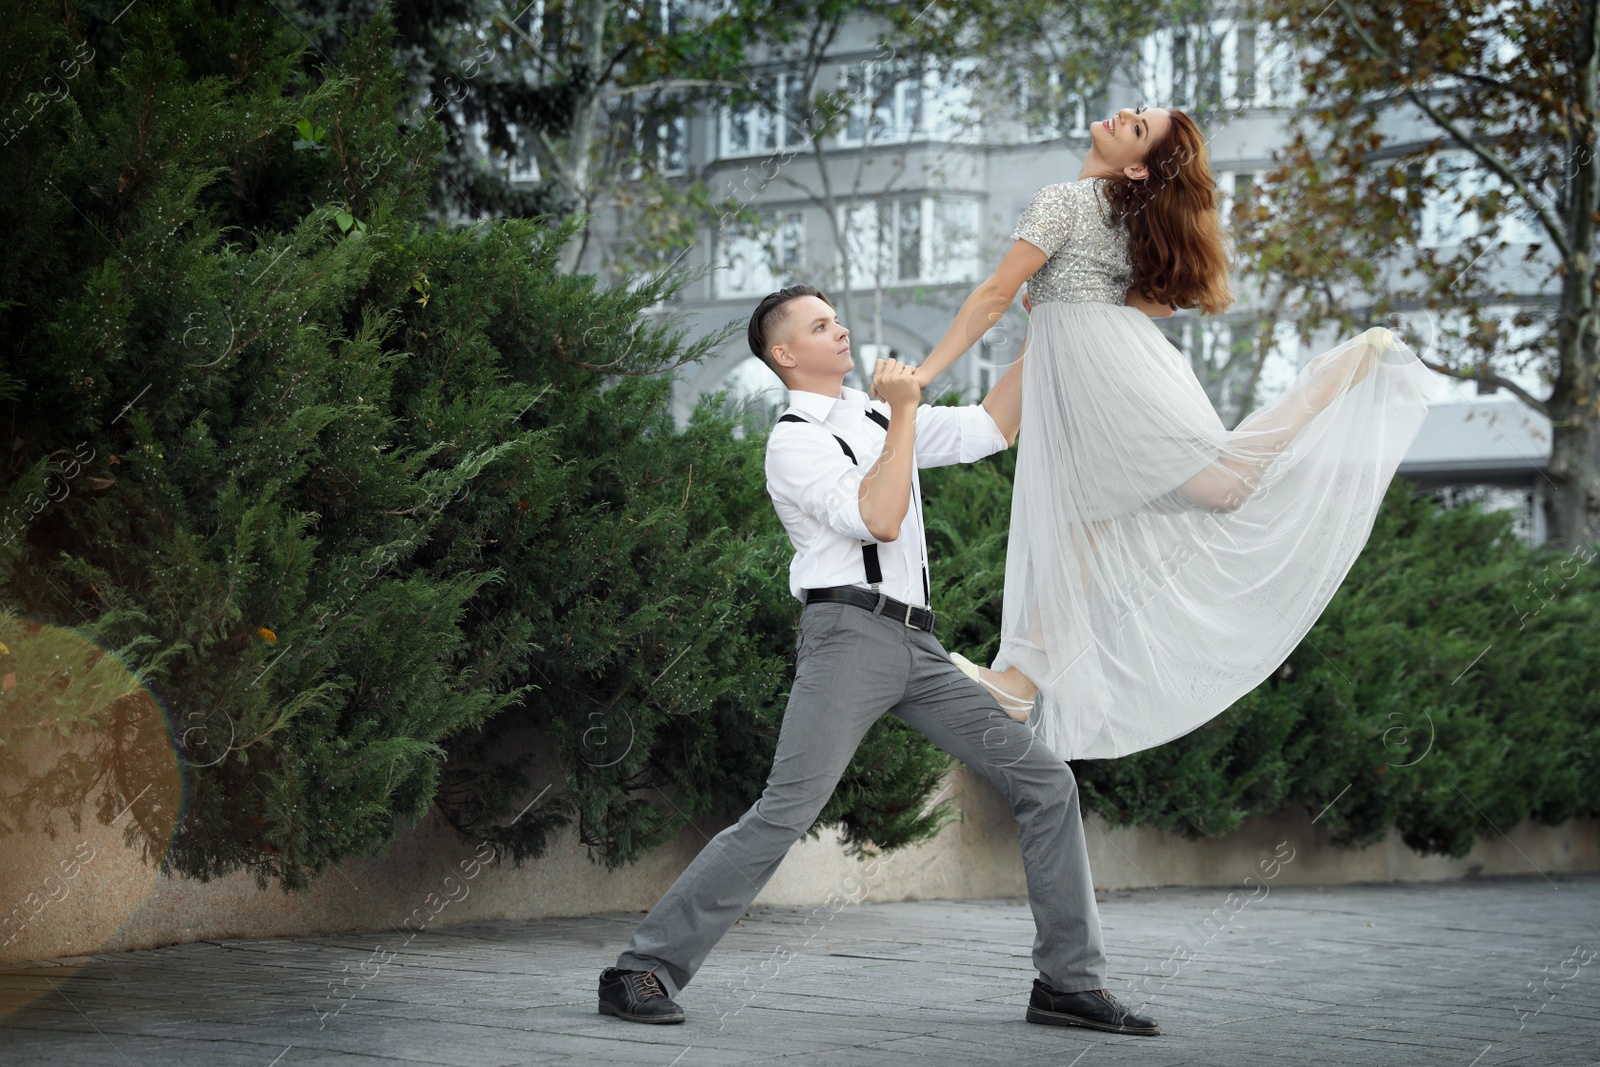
[785,385,868,423]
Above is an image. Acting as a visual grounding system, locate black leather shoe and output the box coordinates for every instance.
[1025,981,1160,1035]
[597,967,686,1024]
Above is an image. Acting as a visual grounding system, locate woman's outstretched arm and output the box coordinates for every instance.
[914,239,1047,388]
[980,342,1026,447]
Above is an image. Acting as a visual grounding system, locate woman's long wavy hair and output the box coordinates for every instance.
[1099,110,1234,315]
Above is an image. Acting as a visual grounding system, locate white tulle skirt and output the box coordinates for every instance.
[991,300,1440,760]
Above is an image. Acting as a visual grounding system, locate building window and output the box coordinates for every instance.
[719,355,787,421]
[1421,155,1478,247]
[1426,483,1537,544]
[1414,152,1542,248]
[1142,21,1227,112]
[978,323,1022,396]
[841,197,980,288]
[720,72,805,158]
[854,341,900,363]
[1410,305,1550,399]
[621,0,691,35]
[499,122,540,184]
[1016,67,1093,141]
[1237,21,1302,106]
[654,115,687,176]
[714,212,804,299]
[836,60,971,147]
[1163,318,1245,372]
[621,113,688,179]
[1143,20,1301,111]
[840,61,908,145]
[657,0,690,35]
[1236,23,1257,97]
[1160,316,1289,422]
[1220,170,1258,224]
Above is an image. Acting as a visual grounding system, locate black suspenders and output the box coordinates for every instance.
[777,408,931,602]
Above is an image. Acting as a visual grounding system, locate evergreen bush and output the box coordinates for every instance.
[919,443,1600,858]
[4,1,1592,899]
[0,0,954,891]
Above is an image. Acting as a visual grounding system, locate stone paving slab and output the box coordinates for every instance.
[0,873,1596,1066]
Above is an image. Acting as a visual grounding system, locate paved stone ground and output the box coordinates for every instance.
[1,873,1596,1066]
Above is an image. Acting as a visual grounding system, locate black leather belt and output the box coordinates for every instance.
[804,585,936,634]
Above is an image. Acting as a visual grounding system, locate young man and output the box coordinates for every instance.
[596,285,1158,1036]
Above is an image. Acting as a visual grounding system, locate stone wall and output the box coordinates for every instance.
[4,763,1596,964]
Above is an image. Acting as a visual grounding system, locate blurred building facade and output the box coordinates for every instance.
[530,9,1558,544]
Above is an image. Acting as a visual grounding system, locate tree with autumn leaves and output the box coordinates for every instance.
[1244,0,1600,550]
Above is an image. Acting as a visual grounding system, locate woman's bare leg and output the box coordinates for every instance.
[1177,328,1391,513]
[979,665,1039,720]
[981,517,1108,719]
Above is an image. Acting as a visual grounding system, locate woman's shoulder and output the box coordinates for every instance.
[1026,178,1115,212]
[1029,177,1100,197]
[1075,177,1122,221]
[1053,176,1114,190]
[1015,178,1120,253]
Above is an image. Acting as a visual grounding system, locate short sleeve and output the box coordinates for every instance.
[1010,181,1097,259]
[909,404,1009,469]
[765,424,875,542]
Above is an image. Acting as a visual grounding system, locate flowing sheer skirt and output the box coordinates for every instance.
[992,301,1440,760]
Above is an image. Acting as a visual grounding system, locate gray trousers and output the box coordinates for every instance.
[615,596,1108,998]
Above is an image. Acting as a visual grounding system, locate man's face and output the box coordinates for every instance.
[771,295,853,381]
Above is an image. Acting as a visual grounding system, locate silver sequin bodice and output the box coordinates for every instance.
[1011,178,1133,306]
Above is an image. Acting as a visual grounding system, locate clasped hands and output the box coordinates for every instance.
[871,357,924,408]
[880,290,1038,401]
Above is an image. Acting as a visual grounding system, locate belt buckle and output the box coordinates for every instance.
[902,601,916,628]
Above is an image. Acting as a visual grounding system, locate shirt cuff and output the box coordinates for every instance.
[958,404,1010,462]
[823,466,876,543]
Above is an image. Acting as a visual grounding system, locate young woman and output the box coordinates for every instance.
[914,106,1438,760]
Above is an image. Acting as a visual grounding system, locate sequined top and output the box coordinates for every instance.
[1011,178,1133,306]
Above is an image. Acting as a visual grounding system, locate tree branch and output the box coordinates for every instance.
[534,128,573,190]
[608,79,751,97]
[1416,354,1550,416]
[1238,281,1290,419]
[1332,0,1573,260]
[1344,81,1526,121]
[489,11,553,80]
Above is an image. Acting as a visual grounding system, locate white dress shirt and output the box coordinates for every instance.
[765,385,1010,607]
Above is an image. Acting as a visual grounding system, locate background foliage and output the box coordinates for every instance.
[927,465,1600,859]
[0,0,955,890]
[3,0,1596,899]
[1243,0,1599,551]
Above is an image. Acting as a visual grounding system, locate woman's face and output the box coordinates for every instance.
[1089,106,1173,180]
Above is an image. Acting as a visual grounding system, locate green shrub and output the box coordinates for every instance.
[0,1,954,890]
[5,0,1589,897]
[920,441,1600,858]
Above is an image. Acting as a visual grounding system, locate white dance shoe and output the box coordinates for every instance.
[949,652,1035,723]
[1307,326,1394,408]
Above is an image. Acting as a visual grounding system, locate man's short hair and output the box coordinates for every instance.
[748,285,831,381]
